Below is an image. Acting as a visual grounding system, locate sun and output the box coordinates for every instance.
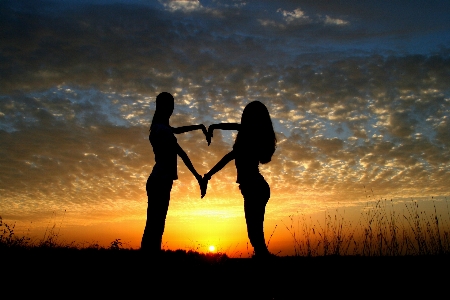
[208,245,216,252]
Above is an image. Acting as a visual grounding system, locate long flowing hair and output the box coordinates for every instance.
[233,101,277,164]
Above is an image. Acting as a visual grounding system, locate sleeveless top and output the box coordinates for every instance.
[149,123,178,180]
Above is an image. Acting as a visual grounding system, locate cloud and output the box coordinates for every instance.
[387,111,417,137]
[259,7,349,29]
[1,0,450,233]
[278,8,311,24]
[323,15,349,26]
[160,0,203,12]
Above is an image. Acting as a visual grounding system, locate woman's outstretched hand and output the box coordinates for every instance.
[207,125,214,146]
[195,174,206,198]
[200,124,211,146]
[200,174,210,198]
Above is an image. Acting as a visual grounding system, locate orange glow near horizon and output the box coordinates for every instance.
[4,195,450,257]
[4,174,450,258]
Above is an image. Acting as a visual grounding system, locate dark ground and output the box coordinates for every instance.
[3,248,449,299]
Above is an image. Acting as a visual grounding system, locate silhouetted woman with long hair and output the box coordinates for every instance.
[203,101,276,257]
[142,92,207,253]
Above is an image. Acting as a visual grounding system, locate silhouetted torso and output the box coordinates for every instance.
[234,132,265,184]
[150,123,178,180]
[235,148,262,184]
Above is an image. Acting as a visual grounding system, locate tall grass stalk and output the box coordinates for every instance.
[284,199,450,256]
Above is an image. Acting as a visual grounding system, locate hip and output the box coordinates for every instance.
[146,175,174,193]
[238,176,270,202]
[150,163,178,180]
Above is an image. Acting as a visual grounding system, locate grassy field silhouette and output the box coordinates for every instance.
[284,198,450,256]
[2,199,449,299]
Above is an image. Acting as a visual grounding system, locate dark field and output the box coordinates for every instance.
[3,200,450,299]
[4,248,449,299]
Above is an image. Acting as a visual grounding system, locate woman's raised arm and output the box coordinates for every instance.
[204,150,235,180]
[172,124,206,134]
[172,124,209,145]
[201,150,236,198]
[176,143,202,181]
[207,123,241,143]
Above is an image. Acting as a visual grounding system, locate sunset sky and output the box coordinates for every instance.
[1,0,450,256]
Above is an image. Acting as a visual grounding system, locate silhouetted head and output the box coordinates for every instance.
[155,92,174,118]
[234,101,276,164]
[240,101,271,130]
[151,92,174,127]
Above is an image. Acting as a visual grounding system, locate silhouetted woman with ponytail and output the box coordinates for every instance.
[203,101,276,258]
[142,92,208,253]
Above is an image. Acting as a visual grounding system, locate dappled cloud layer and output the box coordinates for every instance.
[1,0,450,249]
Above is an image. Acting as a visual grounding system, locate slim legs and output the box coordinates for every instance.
[141,178,173,252]
[240,179,271,256]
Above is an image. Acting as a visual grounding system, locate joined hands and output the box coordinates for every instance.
[200,124,215,146]
[199,124,211,146]
[198,125,215,198]
[207,125,214,146]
